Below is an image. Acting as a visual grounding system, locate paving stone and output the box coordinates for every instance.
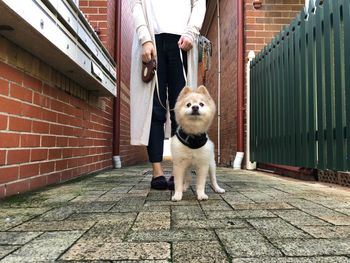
[60,242,170,261]
[173,241,229,263]
[0,232,42,245]
[247,218,312,239]
[335,208,350,216]
[146,192,172,201]
[231,256,350,263]
[132,212,170,231]
[172,206,205,220]
[232,202,294,210]
[272,209,331,226]
[36,206,77,221]
[78,217,135,243]
[299,225,350,238]
[200,200,233,210]
[173,219,249,229]
[144,200,200,206]
[272,238,350,256]
[205,210,276,219]
[126,229,216,242]
[0,246,19,259]
[0,231,83,262]
[300,208,350,225]
[287,199,328,209]
[10,219,95,231]
[0,208,49,231]
[67,212,137,221]
[216,228,282,257]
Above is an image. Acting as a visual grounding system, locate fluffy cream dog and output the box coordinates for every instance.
[171,85,225,201]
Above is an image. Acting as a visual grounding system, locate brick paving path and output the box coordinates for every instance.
[0,163,350,262]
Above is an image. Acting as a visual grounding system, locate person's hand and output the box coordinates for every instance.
[178,36,193,51]
[142,41,157,63]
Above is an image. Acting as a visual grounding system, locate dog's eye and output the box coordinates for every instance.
[199,103,204,107]
[186,103,191,108]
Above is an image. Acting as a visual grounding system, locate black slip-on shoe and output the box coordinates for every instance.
[151,176,168,190]
[168,176,174,190]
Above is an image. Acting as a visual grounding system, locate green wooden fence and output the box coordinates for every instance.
[250,0,349,171]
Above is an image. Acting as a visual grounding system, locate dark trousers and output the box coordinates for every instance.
[147,33,188,163]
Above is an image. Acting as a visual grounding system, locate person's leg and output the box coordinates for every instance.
[166,34,188,190]
[147,34,168,189]
[167,41,188,136]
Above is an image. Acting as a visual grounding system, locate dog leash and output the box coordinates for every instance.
[155,48,187,111]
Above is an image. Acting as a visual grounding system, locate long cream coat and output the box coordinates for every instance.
[130,0,206,145]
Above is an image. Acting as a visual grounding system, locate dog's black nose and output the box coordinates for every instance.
[192,105,199,112]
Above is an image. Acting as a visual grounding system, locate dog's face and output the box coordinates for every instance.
[175,85,216,134]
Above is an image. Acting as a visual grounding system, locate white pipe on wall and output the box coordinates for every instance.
[216,0,221,164]
[246,51,257,170]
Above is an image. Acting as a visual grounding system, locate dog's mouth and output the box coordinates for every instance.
[190,111,200,116]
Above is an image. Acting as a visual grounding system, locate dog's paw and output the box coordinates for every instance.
[172,192,183,202]
[214,187,225,194]
[197,193,208,201]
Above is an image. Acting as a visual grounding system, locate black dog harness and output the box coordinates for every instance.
[175,127,208,149]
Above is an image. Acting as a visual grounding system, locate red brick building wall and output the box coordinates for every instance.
[204,0,238,166]
[0,1,117,199]
[245,0,305,58]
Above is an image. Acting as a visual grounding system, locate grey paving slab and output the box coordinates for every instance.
[0,246,19,259]
[247,218,312,239]
[300,208,350,225]
[205,209,277,219]
[132,212,170,231]
[272,238,350,256]
[172,205,205,220]
[0,232,42,245]
[126,229,217,242]
[231,202,294,210]
[67,212,137,221]
[10,219,95,231]
[173,218,249,229]
[231,257,350,263]
[0,231,83,262]
[60,242,170,261]
[216,228,283,258]
[299,225,350,238]
[272,209,331,226]
[0,208,50,231]
[173,241,229,263]
[199,199,233,210]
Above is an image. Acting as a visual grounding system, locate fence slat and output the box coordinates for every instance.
[307,2,317,168]
[333,0,346,171]
[315,0,326,169]
[323,0,336,169]
[343,0,350,169]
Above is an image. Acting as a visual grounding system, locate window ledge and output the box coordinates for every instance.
[0,0,116,96]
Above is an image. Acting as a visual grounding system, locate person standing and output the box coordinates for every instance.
[130,0,206,190]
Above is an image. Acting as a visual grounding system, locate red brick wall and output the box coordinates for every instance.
[0,41,113,199]
[118,0,148,165]
[0,2,117,198]
[80,0,115,55]
[244,0,305,59]
[201,0,238,166]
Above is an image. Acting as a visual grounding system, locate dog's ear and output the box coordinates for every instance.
[177,86,192,100]
[196,85,210,96]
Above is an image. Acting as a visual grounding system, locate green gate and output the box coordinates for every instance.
[250,0,350,171]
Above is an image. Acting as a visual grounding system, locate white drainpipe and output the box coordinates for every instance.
[246,51,257,170]
[216,0,221,164]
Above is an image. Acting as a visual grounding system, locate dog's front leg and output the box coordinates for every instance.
[171,165,185,202]
[196,165,209,201]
